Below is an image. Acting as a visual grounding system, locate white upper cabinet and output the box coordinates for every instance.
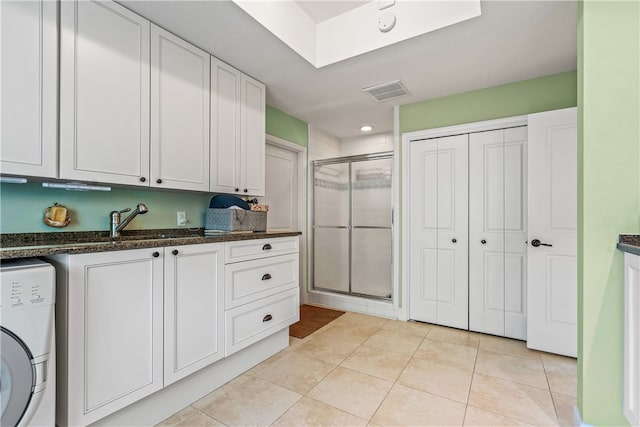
[60,0,151,186]
[1,0,58,178]
[210,57,242,194]
[151,25,210,191]
[240,74,266,196]
[210,58,266,196]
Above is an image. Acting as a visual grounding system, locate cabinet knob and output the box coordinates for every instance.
[235,188,239,192]
[262,244,272,251]
[262,314,273,322]
[156,179,163,184]
[481,239,487,245]
[244,189,248,193]
[152,251,160,258]
[172,249,179,255]
[452,238,457,243]
[262,273,272,281]
[139,177,146,182]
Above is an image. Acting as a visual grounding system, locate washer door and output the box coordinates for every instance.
[1,327,35,427]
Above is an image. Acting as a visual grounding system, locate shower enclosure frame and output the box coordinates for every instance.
[311,151,394,301]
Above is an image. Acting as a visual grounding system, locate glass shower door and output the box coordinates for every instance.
[313,162,350,292]
[351,158,392,298]
[312,153,393,300]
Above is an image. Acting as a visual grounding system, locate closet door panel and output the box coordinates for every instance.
[505,252,526,339]
[409,140,439,323]
[469,130,505,336]
[504,128,527,340]
[435,137,468,329]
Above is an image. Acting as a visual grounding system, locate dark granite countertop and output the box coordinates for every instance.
[617,234,640,256]
[0,229,302,260]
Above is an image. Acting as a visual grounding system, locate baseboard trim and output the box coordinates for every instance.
[574,405,594,427]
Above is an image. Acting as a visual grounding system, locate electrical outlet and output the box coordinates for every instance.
[177,211,187,226]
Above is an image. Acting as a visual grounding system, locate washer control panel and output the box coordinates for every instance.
[0,259,55,310]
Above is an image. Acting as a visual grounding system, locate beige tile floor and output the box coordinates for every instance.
[158,311,577,427]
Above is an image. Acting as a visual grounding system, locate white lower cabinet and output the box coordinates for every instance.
[50,248,164,427]
[51,237,299,426]
[624,252,640,426]
[224,237,301,356]
[226,287,299,355]
[164,243,224,386]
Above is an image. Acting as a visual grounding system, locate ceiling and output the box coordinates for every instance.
[121,1,577,139]
[296,1,369,23]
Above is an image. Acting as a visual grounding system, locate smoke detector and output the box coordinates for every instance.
[362,80,410,102]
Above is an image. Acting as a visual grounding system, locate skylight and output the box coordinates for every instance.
[232,0,482,68]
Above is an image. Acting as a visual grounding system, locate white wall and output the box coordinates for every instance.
[309,127,340,161]
[340,132,393,157]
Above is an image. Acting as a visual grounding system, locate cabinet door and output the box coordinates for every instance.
[210,57,241,193]
[66,249,163,426]
[527,108,577,356]
[60,0,150,186]
[240,74,266,196]
[408,134,468,329]
[164,243,224,386]
[469,127,527,340]
[151,25,210,191]
[0,0,57,177]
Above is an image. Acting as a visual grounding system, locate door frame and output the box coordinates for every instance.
[400,115,527,321]
[265,133,308,303]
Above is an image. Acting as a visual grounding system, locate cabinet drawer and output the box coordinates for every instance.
[225,288,299,356]
[225,237,298,263]
[226,253,298,309]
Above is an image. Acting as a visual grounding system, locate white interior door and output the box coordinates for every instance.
[264,144,298,231]
[409,134,468,329]
[527,107,578,357]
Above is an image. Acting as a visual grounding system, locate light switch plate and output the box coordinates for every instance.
[177,211,187,226]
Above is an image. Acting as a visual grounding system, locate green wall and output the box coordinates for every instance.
[266,105,308,147]
[0,106,308,233]
[578,1,639,425]
[400,71,577,133]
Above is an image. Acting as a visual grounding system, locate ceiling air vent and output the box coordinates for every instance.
[362,80,410,102]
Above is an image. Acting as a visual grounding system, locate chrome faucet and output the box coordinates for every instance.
[110,203,149,237]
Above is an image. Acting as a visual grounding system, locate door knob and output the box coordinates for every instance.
[531,239,553,247]
[172,249,179,255]
[481,239,487,245]
[452,238,457,243]
[152,252,160,258]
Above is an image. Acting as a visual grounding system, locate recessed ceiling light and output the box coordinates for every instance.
[360,125,373,132]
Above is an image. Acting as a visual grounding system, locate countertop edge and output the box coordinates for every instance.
[0,231,302,260]
[617,242,640,257]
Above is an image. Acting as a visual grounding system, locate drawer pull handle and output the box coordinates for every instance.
[262,244,272,251]
[262,273,272,281]
[263,314,273,322]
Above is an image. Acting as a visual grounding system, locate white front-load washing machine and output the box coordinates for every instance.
[1,258,55,427]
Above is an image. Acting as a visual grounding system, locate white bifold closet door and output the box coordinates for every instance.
[469,127,528,340]
[409,134,469,329]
